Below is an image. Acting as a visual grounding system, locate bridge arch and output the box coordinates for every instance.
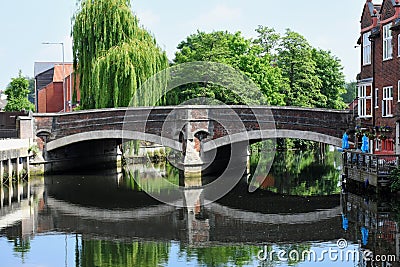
[46,130,182,152]
[206,202,341,224]
[46,196,340,225]
[203,129,343,152]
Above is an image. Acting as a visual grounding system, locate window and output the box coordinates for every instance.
[398,34,400,57]
[398,80,400,102]
[383,24,393,60]
[363,32,371,65]
[376,139,394,152]
[382,86,393,117]
[376,139,381,152]
[375,88,379,108]
[358,84,373,118]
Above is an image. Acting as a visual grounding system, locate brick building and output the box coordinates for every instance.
[357,0,400,154]
[34,62,80,113]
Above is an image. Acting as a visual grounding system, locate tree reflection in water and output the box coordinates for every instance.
[79,240,170,267]
[251,146,342,196]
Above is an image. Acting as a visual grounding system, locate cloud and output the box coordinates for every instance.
[194,4,242,25]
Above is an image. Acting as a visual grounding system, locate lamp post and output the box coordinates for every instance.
[42,42,71,112]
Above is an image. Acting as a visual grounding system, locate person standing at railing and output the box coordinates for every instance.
[342,132,349,150]
[361,134,369,153]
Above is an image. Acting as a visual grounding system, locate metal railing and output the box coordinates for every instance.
[342,150,399,176]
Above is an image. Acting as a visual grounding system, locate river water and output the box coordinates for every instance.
[0,149,398,267]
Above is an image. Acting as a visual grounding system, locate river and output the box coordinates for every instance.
[0,149,398,267]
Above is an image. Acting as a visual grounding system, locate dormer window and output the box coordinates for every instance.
[383,23,393,60]
[363,31,371,65]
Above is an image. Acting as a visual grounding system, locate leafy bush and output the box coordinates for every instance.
[28,145,39,157]
[390,167,400,192]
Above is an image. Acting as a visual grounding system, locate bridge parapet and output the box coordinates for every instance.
[32,106,354,173]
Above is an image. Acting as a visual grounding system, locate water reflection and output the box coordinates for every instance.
[0,149,399,266]
[251,149,342,196]
[341,191,400,266]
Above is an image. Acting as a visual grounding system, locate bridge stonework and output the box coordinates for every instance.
[32,106,354,173]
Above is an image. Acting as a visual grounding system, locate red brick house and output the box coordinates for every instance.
[34,62,80,113]
[357,0,400,154]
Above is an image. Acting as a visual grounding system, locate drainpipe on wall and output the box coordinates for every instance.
[34,78,38,112]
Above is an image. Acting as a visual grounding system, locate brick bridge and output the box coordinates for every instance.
[32,106,354,173]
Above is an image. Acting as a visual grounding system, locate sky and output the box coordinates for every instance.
[0,0,377,91]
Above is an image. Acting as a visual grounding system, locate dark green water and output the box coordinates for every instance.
[0,149,398,267]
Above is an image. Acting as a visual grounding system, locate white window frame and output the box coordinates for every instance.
[398,34,400,58]
[363,31,371,65]
[358,84,373,118]
[398,80,400,102]
[375,139,381,152]
[375,88,379,108]
[382,86,393,117]
[383,23,393,60]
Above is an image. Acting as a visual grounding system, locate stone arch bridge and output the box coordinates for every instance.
[32,106,354,173]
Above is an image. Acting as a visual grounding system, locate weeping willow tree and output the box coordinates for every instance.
[72,0,168,109]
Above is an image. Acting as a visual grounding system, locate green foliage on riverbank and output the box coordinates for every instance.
[4,71,34,112]
[390,167,400,192]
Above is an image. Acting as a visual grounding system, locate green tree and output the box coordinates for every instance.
[27,78,35,104]
[4,71,35,112]
[171,30,287,105]
[312,48,347,109]
[277,29,326,107]
[72,0,168,109]
[342,81,357,104]
[253,25,280,55]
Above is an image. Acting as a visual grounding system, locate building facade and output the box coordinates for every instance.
[358,0,400,154]
[34,62,80,113]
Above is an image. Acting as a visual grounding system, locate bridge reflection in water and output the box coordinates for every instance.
[0,159,399,266]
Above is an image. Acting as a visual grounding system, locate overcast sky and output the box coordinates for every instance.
[0,0,375,90]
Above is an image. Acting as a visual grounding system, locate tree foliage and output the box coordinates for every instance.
[253,25,280,55]
[4,71,35,112]
[170,27,347,110]
[72,0,168,109]
[342,81,357,104]
[312,48,347,109]
[277,29,325,107]
[171,30,287,105]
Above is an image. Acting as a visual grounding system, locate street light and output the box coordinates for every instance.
[42,42,71,112]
